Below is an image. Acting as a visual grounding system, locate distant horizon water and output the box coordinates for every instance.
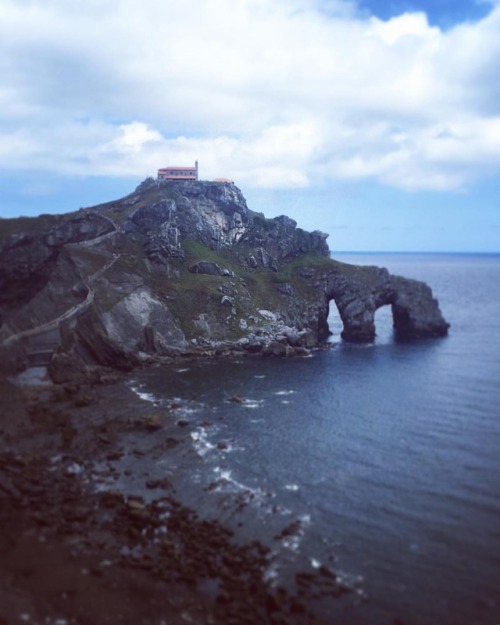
[332,250,500,255]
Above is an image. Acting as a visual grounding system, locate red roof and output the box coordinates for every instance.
[158,167,196,172]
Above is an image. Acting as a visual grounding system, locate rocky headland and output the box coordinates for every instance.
[0,178,448,382]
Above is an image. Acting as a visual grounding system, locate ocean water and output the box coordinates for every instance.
[131,253,500,625]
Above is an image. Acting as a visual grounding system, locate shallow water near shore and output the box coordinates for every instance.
[131,253,500,625]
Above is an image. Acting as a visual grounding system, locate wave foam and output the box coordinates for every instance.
[190,428,217,457]
[129,384,158,404]
[242,399,265,409]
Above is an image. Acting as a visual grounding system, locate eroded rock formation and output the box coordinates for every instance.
[319,265,450,342]
[0,179,449,379]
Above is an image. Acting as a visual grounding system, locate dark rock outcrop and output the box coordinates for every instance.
[189,261,232,276]
[0,179,448,379]
[239,214,330,270]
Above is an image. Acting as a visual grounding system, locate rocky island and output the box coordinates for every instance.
[0,178,448,381]
[0,179,449,625]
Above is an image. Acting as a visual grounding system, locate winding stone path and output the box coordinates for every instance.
[1,255,121,365]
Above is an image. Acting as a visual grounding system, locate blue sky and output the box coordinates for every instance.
[1,0,499,252]
[359,0,491,27]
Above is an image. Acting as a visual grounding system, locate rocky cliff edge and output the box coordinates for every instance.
[0,179,449,381]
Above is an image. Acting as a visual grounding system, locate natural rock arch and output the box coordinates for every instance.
[318,265,449,342]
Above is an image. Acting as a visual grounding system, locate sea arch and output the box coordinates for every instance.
[318,266,449,342]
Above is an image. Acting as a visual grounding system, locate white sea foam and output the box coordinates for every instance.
[174,405,198,417]
[129,384,158,404]
[285,484,299,491]
[263,561,280,583]
[190,428,217,457]
[209,466,273,509]
[212,467,245,492]
[169,397,205,418]
[334,570,367,599]
[175,368,190,373]
[65,462,84,475]
[242,399,264,409]
[275,390,296,396]
[216,442,242,454]
[282,536,300,552]
[216,468,233,482]
[280,513,311,553]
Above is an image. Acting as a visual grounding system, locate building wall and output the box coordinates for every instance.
[158,161,198,181]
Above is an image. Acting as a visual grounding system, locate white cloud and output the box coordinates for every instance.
[369,12,433,45]
[1,0,500,191]
[108,122,163,153]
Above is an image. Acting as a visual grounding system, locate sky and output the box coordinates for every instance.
[1,0,499,252]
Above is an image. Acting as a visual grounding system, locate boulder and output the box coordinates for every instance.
[189,261,226,276]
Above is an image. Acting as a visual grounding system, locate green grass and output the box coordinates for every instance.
[278,253,334,276]
[181,239,240,271]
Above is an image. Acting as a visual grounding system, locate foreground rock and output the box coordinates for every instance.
[0,379,354,625]
[0,179,448,379]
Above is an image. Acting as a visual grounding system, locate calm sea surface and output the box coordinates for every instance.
[132,253,500,625]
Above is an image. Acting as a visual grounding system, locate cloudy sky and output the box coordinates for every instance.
[1,0,499,252]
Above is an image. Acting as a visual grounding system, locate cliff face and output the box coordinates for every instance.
[0,179,449,380]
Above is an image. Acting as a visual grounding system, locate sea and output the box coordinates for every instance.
[129,253,500,625]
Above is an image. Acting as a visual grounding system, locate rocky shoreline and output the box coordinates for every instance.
[0,372,357,625]
[0,179,448,624]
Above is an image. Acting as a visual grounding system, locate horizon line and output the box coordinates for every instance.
[331,250,500,255]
